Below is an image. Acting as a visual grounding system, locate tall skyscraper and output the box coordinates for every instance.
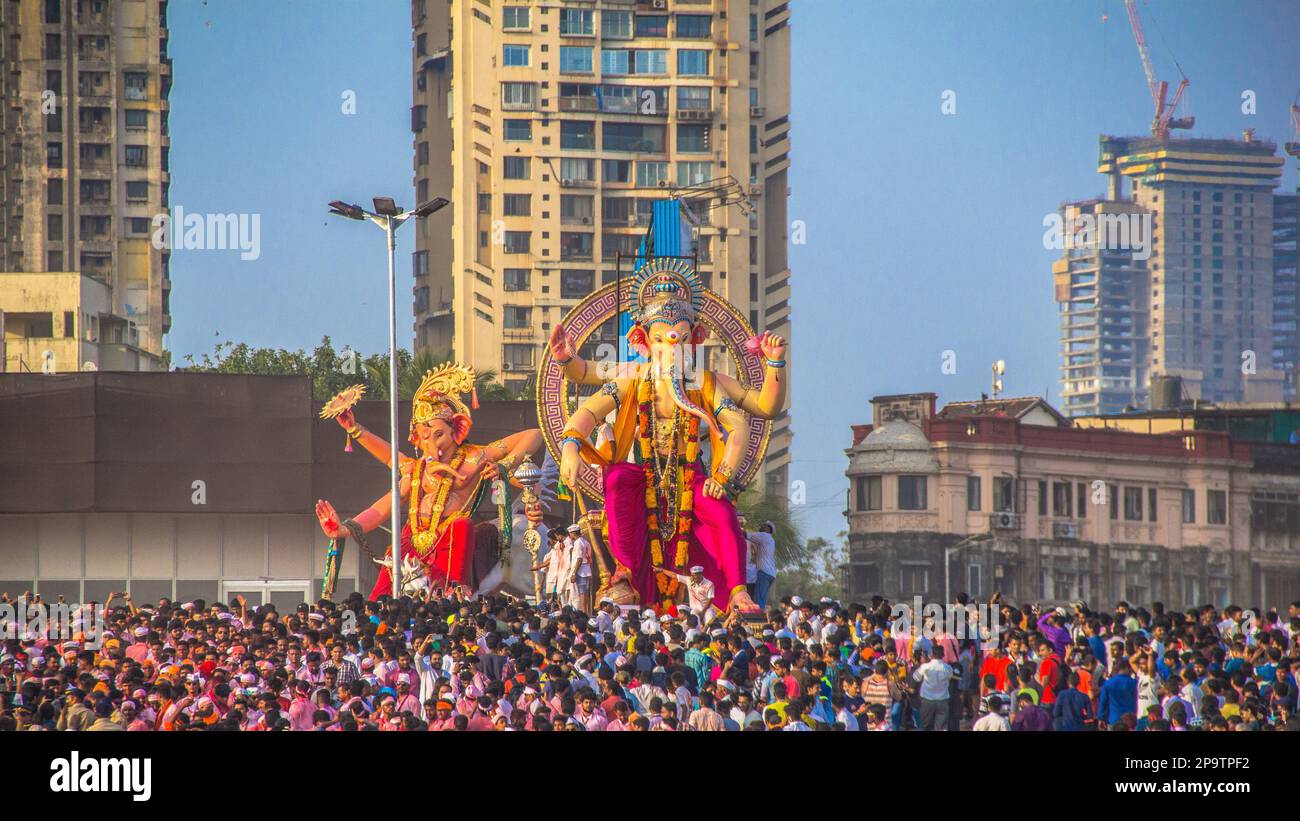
[0,0,172,372]
[1055,133,1286,413]
[410,0,793,498]
[1273,190,1298,399]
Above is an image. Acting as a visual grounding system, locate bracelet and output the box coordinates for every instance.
[561,434,584,451]
[346,425,365,440]
[341,519,372,554]
[765,359,786,369]
[556,354,574,366]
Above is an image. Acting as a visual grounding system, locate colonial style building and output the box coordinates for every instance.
[844,392,1300,610]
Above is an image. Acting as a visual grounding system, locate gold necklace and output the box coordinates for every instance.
[410,450,465,555]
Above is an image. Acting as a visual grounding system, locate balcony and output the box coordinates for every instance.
[558,96,598,113]
[560,177,597,188]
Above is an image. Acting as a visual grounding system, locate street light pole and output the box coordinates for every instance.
[328,196,449,600]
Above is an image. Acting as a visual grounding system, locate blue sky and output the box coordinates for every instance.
[166,0,1299,544]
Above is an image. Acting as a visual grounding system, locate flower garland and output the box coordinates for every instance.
[409,450,465,556]
[636,380,701,593]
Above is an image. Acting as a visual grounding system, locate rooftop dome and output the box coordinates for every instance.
[861,419,930,449]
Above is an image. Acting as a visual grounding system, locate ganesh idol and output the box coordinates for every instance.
[314,362,543,599]
[549,260,787,616]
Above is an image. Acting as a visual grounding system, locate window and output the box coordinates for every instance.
[1123,486,1143,521]
[47,142,63,168]
[478,193,492,214]
[127,217,151,235]
[125,145,147,166]
[856,476,882,511]
[504,343,535,369]
[502,82,535,109]
[45,0,60,23]
[503,45,530,67]
[1077,482,1087,519]
[1207,490,1227,525]
[1181,489,1196,523]
[503,119,531,141]
[900,565,929,595]
[45,33,61,60]
[603,159,632,183]
[503,231,531,254]
[1038,480,1047,515]
[414,251,429,276]
[47,213,63,238]
[502,6,530,30]
[561,194,594,224]
[125,181,148,202]
[561,120,596,150]
[48,250,63,270]
[637,161,668,187]
[635,15,668,37]
[603,122,666,153]
[560,46,593,73]
[561,269,595,299]
[503,306,532,329]
[1052,482,1072,517]
[124,72,148,101]
[994,477,1014,512]
[560,9,593,36]
[967,476,981,511]
[502,193,531,217]
[560,232,592,260]
[603,11,633,39]
[677,86,711,111]
[676,161,711,186]
[676,123,710,152]
[560,157,595,182]
[503,156,531,179]
[47,179,63,205]
[676,14,712,38]
[1148,488,1158,522]
[898,476,927,510]
[601,49,630,76]
[125,109,148,130]
[602,196,633,226]
[504,268,530,291]
[1109,484,1118,520]
[677,49,710,76]
[633,50,668,75]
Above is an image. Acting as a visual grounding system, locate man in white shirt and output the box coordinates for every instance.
[657,565,717,626]
[566,524,593,612]
[912,648,954,731]
[972,695,1011,731]
[536,531,569,605]
[746,521,778,609]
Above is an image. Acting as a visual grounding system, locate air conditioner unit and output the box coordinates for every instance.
[1052,523,1079,540]
[748,184,763,196]
[991,512,1017,530]
[750,106,766,118]
[651,0,668,9]
[501,362,513,372]
[581,216,591,224]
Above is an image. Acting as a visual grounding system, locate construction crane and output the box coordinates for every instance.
[1123,0,1194,139]
[1286,92,1300,164]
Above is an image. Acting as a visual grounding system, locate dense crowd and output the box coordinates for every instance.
[1,583,1297,732]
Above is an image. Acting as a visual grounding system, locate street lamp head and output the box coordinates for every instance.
[372,197,402,217]
[328,201,366,220]
[411,197,450,218]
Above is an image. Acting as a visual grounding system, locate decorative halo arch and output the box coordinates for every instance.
[536,278,772,502]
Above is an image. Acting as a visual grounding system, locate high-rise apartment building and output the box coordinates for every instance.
[1273,190,1298,399]
[1055,134,1286,414]
[411,0,793,498]
[1055,198,1151,416]
[1,0,172,372]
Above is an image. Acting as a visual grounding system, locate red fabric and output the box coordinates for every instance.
[369,518,476,599]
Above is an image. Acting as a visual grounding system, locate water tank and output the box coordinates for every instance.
[1150,375,1183,410]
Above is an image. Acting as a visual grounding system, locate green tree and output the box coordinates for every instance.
[770,533,848,604]
[735,490,804,566]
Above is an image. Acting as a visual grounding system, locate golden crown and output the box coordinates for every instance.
[629,258,704,327]
[412,362,477,424]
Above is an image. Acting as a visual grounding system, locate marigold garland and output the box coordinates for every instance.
[636,379,702,575]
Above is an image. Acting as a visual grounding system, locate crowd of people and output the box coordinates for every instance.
[1,577,1297,732]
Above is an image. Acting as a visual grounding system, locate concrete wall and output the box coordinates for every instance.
[0,512,362,605]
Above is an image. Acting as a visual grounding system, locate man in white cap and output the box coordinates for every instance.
[656,564,718,626]
[565,523,592,611]
[746,521,778,609]
[640,607,659,635]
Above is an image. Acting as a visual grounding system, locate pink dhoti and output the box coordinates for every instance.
[603,462,746,610]
[369,518,476,600]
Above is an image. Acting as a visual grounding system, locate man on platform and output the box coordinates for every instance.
[567,524,593,611]
[656,565,718,626]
